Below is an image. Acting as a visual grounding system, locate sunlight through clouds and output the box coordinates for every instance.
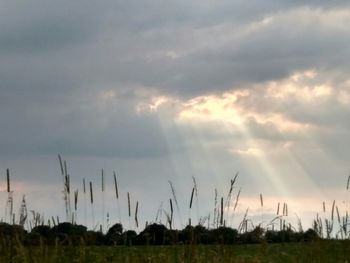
[143,69,347,201]
[176,71,320,134]
[178,93,247,125]
[265,71,333,103]
[2,0,350,231]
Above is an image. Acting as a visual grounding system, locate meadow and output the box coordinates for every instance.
[1,239,350,262]
[0,155,349,262]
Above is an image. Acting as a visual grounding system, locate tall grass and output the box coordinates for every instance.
[5,168,13,224]
[168,181,182,227]
[2,156,350,242]
[135,201,139,228]
[127,192,131,228]
[213,188,217,228]
[113,171,121,223]
[18,195,27,228]
[74,189,78,224]
[169,199,173,229]
[260,193,264,227]
[101,169,105,232]
[7,168,10,193]
[220,197,224,226]
[225,173,238,224]
[90,181,95,229]
[155,202,163,224]
[58,155,72,222]
[192,176,199,223]
[189,187,194,225]
[83,178,87,227]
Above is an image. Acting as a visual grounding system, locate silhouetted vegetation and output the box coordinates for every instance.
[0,221,320,247]
[0,162,348,262]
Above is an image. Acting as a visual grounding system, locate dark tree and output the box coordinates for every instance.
[139,223,167,245]
[104,223,123,245]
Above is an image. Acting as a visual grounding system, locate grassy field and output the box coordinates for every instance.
[1,240,350,263]
[1,162,350,262]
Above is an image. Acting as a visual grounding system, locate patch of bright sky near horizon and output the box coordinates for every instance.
[0,1,350,232]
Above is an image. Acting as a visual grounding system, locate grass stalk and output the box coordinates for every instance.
[331,200,335,222]
[113,171,122,223]
[135,201,139,228]
[74,189,78,224]
[169,198,173,229]
[127,192,131,228]
[168,181,182,227]
[7,168,10,193]
[5,168,13,224]
[101,169,105,232]
[192,176,199,224]
[19,195,27,227]
[90,181,95,229]
[225,173,238,221]
[189,187,194,226]
[230,188,241,227]
[260,193,263,227]
[213,188,217,228]
[220,197,224,226]
[155,202,163,224]
[83,178,87,227]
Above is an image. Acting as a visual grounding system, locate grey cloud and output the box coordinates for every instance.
[0,1,102,54]
[0,91,170,158]
[165,9,350,96]
[1,1,350,229]
[0,18,91,53]
[1,0,350,159]
[2,1,350,97]
[106,7,350,97]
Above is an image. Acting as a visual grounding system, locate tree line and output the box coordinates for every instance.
[0,222,319,246]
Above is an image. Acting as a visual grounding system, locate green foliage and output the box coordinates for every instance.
[138,223,168,245]
[104,223,123,245]
[0,222,346,262]
[209,226,238,244]
[122,230,137,246]
[0,241,349,262]
[265,229,304,243]
[238,226,264,244]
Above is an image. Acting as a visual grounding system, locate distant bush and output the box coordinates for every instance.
[265,229,303,243]
[238,226,264,244]
[0,221,323,247]
[122,230,137,246]
[303,228,319,242]
[210,227,238,244]
[138,223,167,245]
[104,223,123,245]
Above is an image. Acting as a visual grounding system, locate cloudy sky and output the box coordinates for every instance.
[1,1,350,231]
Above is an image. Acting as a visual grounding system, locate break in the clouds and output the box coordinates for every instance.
[0,1,349,228]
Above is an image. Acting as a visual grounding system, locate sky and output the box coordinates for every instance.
[0,1,350,232]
